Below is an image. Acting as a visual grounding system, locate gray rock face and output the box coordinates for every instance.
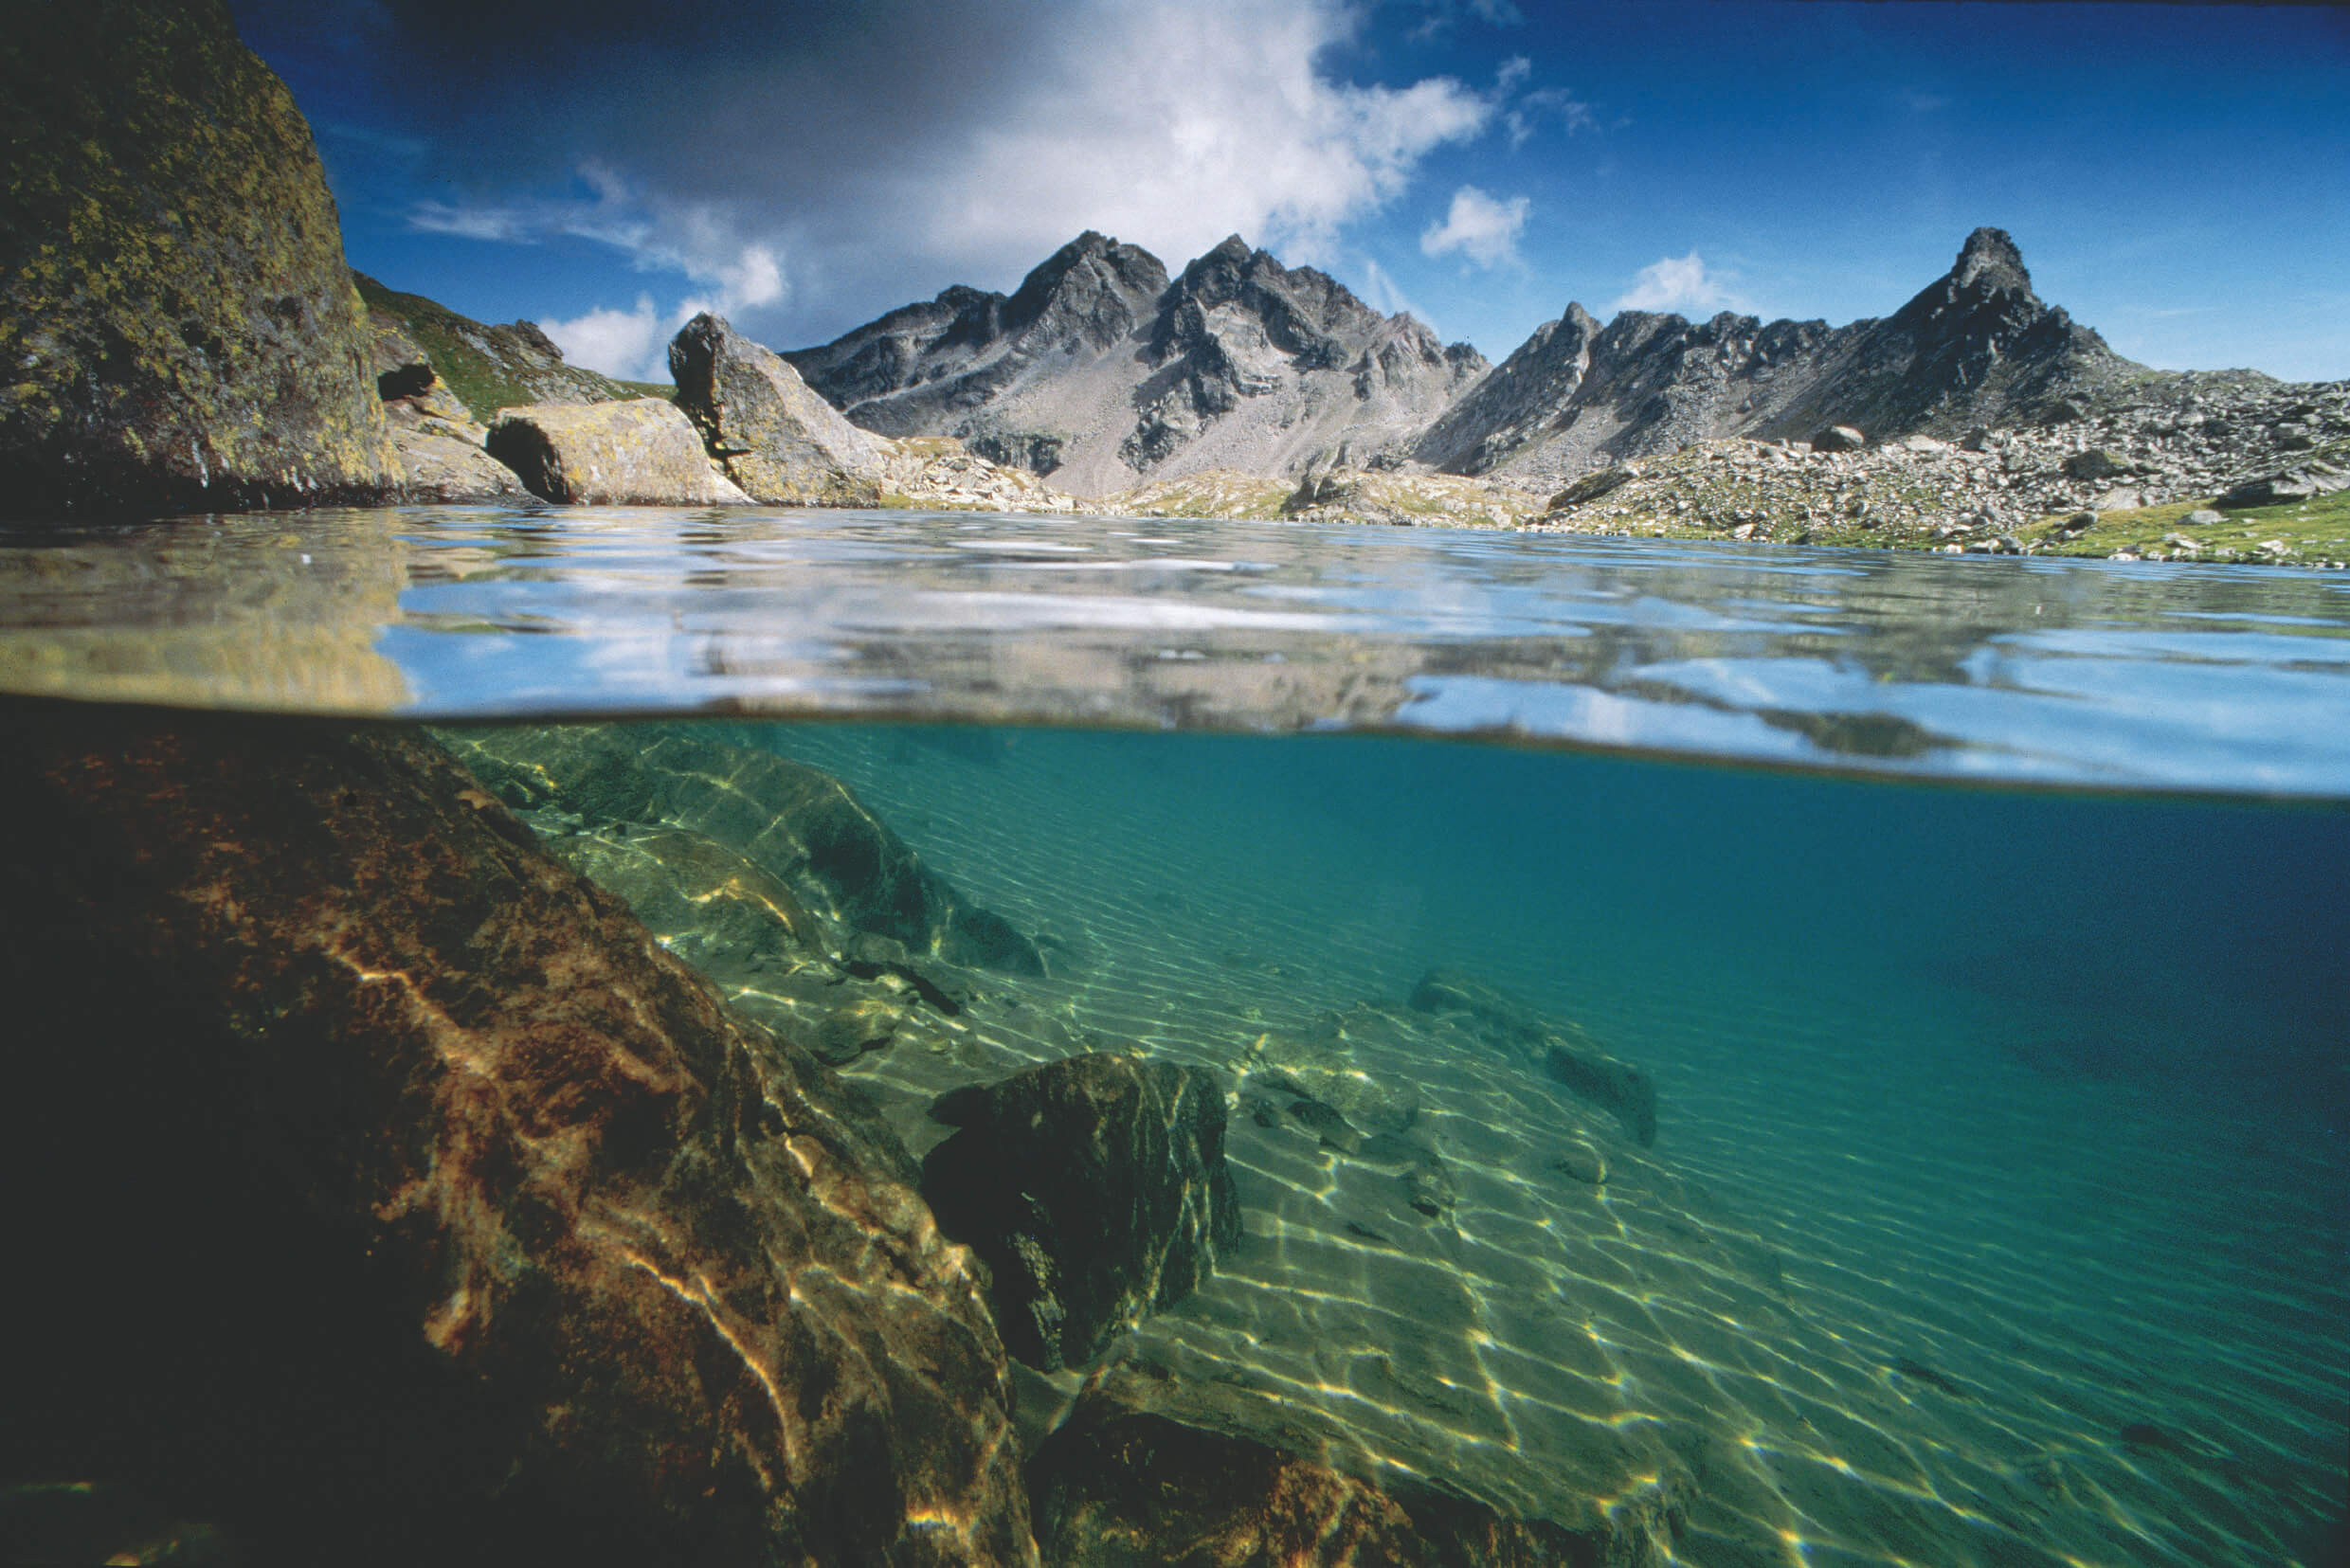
[786,232,1485,496]
[486,401,751,505]
[668,314,886,504]
[0,0,395,518]
[1414,228,2135,488]
[390,428,532,502]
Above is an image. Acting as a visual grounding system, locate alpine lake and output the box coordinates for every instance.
[1,503,2343,1568]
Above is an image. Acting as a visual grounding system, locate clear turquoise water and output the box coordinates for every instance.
[2,505,2345,1562]
[711,718,2346,1566]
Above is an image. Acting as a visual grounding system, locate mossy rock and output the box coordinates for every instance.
[0,0,394,518]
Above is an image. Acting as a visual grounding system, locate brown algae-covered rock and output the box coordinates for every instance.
[485,399,752,505]
[670,313,886,505]
[1028,1375,1690,1567]
[0,0,395,518]
[922,1053,1243,1371]
[0,705,1035,1564]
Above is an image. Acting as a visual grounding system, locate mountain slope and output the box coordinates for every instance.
[786,232,1487,496]
[1413,228,2138,486]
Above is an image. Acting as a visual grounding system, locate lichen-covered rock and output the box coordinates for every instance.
[0,0,395,518]
[0,705,1037,1564]
[922,1054,1242,1371]
[671,313,886,505]
[485,400,751,505]
[391,427,531,502]
[1029,1374,1690,1568]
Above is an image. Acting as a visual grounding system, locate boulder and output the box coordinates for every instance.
[921,1053,1242,1370]
[0,0,395,518]
[391,428,532,503]
[1028,1373,1690,1568]
[2215,464,2347,511]
[0,704,1035,1564]
[1810,424,1866,453]
[1546,462,1641,509]
[1236,1023,1420,1135]
[440,724,1045,976]
[669,314,885,505]
[2062,448,2130,480]
[485,400,751,506]
[1409,969,1659,1145]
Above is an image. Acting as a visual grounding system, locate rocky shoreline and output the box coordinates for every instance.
[5,0,2341,566]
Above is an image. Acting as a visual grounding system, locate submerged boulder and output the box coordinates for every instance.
[670,314,887,505]
[1410,968,1659,1144]
[922,1053,1242,1370]
[443,724,1045,976]
[485,400,751,505]
[1028,1372,1690,1568]
[0,705,1034,1564]
[0,0,396,518]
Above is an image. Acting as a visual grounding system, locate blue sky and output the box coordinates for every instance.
[241,1,2350,383]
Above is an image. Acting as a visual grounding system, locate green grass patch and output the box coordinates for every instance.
[2025,489,2350,563]
[355,273,646,423]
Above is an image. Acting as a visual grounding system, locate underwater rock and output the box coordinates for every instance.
[1284,1095,1365,1154]
[0,0,396,518]
[1550,1141,1609,1185]
[442,724,1045,975]
[1028,1373,1691,1567]
[1236,1020,1421,1134]
[670,313,887,505]
[484,400,753,505]
[1410,968,1660,1145]
[0,705,1034,1565]
[921,1053,1242,1371]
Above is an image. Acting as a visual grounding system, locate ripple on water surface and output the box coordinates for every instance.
[1,503,2347,793]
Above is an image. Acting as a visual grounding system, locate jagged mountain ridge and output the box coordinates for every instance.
[784,232,1488,496]
[1414,227,2139,485]
[790,226,2142,497]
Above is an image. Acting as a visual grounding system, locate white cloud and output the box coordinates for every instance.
[1613,251,1752,315]
[921,5,1495,272]
[1356,257,1437,334]
[1420,186,1530,269]
[396,0,1506,346]
[1506,85,1599,147]
[540,294,687,382]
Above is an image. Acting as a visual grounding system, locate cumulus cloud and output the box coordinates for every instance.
[290,0,1516,347]
[1356,257,1438,334]
[1614,251,1752,315]
[540,294,679,382]
[1421,186,1530,268]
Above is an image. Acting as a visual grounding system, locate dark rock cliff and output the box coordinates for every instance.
[0,0,395,518]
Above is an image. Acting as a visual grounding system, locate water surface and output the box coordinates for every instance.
[4,504,2348,793]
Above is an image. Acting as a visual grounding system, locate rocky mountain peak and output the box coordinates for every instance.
[1950,226,2033,297]
[1000,230,1168,349]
